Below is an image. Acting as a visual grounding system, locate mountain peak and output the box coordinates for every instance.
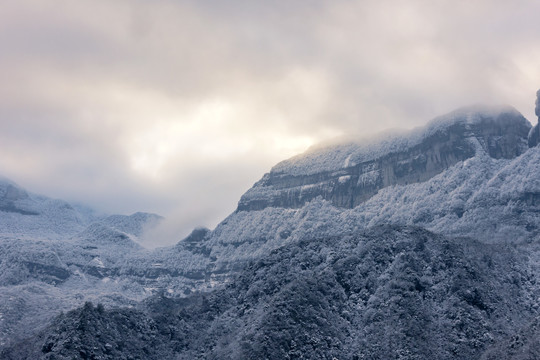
[238,105,530,212]
[273,105,528,177]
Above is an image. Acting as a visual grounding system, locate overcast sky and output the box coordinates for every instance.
[1,0,539,247]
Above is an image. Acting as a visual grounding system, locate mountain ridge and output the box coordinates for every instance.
[1,100,540,358]
[0,177,162,244]
[238,105,530,212]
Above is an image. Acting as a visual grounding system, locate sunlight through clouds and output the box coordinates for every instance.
[1,0,540,246]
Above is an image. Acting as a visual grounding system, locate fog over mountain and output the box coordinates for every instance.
[2,1,540,358]
[1,98,540,358]
[1,0,540,246]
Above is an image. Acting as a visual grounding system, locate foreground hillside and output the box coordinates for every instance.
[4,226,538,359]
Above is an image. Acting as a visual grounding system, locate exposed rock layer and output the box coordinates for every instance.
[239,107,530,212]
[527,89,540,147]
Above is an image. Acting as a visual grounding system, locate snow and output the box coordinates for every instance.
[301,184,317,191]
[271,105,527,177]
[343,154,354,167]
[207,143,540,270]
[90,257,105,268]
[0,179,161,246]
[357,170,380,186]
[0,104,536,348]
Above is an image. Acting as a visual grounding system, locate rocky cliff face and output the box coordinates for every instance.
[528,89,540,147]
[238,106,530,212]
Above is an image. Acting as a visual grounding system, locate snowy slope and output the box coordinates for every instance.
[101,212,163,238]
[199,143,540,274]
[197,107,538,274]
[1,104,539,353]
[0,179,95,241]
[238,105,530,211]
[0,178,168,345]
[0,177,163,244]
[4,226,539,359]
[272,105,528,176]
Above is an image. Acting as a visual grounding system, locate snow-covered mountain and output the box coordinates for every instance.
[2,101,540,358]
[0,178,162,244]
[6,226,538,360]
[0,182,165,346]
[0,178,95,241]
[239,105,529,211]
[192,105,538,274]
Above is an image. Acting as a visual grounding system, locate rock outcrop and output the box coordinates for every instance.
[528,89,540,147]
[238,106,530,212]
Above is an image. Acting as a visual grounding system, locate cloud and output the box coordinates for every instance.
[1,0,540,246]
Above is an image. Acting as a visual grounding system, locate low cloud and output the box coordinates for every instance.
[1,0,540,246]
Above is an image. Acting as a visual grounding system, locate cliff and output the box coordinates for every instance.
[238,105,530,212]
[527,89,540,147]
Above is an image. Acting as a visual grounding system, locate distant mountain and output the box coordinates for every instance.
[0,176,164,244]
[0,178,95,240]
[2,101,540,358]
[0,179,166,346]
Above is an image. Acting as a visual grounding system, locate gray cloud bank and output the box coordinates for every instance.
[1,0,539,247]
